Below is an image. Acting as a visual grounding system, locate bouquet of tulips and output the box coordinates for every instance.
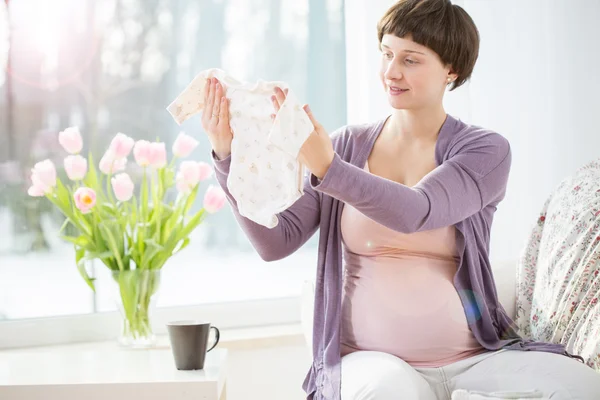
[27,127,226,345]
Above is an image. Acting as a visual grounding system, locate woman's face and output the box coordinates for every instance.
[379,34,456,110]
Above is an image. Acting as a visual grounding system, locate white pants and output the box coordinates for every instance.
[340,350,600,400]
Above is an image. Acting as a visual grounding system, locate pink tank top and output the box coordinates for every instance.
[340,162,487,367]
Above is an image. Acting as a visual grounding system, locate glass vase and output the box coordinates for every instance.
[111,269,161,348]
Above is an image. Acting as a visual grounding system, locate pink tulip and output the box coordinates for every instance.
[176,161,200,194]
[27,185,46,197]
[197,162,213,181]
[203,185,226,214]
[74,187,96,214]
[148,142,167,168]
[58,127,83,154]
[134,141,167,168]
[111,173,134,202]
[176,161,214,194]
[178,161,201,182]
[64,155,88,181]
[99,153,127,174]
[28,160,56,196]
[172,132,199,158]
[133,140,152,167]
[108,133,135,159]
[176,180,192,194]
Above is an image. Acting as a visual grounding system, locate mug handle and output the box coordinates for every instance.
[207,326,220,353]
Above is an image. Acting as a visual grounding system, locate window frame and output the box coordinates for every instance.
[0,296,302,349]
[0,0,351,350]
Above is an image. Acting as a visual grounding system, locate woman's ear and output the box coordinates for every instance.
[446,67,459,82]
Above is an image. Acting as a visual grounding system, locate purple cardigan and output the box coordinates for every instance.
[211,113,584,400]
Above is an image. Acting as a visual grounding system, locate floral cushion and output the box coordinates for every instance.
[515,159,600,371]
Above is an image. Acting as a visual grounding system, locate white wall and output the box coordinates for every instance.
[345,0,600,264]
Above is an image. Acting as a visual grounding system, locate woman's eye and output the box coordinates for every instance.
[383,52,393,60]
[405,59,417,65]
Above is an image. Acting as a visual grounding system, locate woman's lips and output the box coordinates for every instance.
[389,87,409,95]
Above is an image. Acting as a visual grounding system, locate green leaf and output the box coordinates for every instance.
[99,257,118,270]
[158,205,175,243]
[131,196,139,226]
[142,238,164,269]
[141,171,149,215]
[154,209,206,269]
[117,272,138,326]
[121,255,131,271]
[77,248,114,264]
[83,152,102,197]
[165,168,175,188]
[58,218,70,234]
[129,245,140,268]
[100,203,118,216]
[92,215,107,253]
[183,184,200,215]
[138,170,149,267]
[163,203,182,238]
[173,237,190,255]
[55,179,72,210]
[75,248,98,292]
[62,235,95,251]
[99,221,125,271]
[159,204,174,221]
[46,188,91,237]
[179,209,206,241]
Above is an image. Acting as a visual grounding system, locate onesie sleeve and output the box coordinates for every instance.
[166,70,211,125]
[266,89,314,158]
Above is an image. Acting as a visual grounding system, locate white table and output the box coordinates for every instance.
[0,339,228,400]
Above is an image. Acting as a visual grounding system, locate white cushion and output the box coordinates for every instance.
[491,259,518,320]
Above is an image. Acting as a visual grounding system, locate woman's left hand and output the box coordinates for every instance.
[272,87,335,180]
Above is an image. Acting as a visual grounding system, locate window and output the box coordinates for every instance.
[0,0,346,327]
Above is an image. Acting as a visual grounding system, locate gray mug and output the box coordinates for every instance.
[166,320,220,370]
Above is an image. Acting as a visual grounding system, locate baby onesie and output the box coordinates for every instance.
[166,68,314,228]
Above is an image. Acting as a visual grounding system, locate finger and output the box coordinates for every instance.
[297,152,306,166]
[218,95,228,125]
[202,78,213,126]
[271,94,280,113]
[218,79,227,96]
[206,78,215,117]
[274,86,286,106]
[203,78,210,108]
[227,99,235,137]
[303,104,320,129]
[212,82,222,121]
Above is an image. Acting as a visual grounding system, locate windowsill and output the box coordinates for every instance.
[0,296,306,349]
[0,322,306,355]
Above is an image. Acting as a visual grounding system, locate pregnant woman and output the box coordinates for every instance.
[203,0,600,398]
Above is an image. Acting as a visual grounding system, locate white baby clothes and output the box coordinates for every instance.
[452,389,546,400]
[167,68,314,228]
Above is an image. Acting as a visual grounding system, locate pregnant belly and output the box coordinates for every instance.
[340,254,485,367]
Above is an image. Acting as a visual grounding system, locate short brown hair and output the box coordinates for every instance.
[377,0,479,91]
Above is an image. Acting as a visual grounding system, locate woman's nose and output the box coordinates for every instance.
[384,64,403,81]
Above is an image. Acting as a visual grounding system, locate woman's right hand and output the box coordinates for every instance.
[201,77,233,160]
